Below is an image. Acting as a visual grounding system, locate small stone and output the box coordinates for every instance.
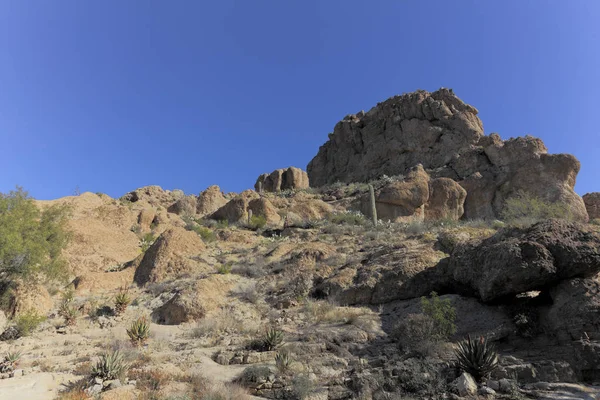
[534,381,550,390]
[94,377,103,385]
[128,380,136,386]
[498,378,514,393]
[455,372,477,397]
[478,386,496,395]
[487,380,500,391]
[107,379,122,389]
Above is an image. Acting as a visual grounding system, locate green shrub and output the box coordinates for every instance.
[15,309,46,336]
[248,215,267,230]
[327,211,366,226]
[127,317,150,346]
[455,335,499,382]
[139,233,156,252]
[216,262,233,275]
[291,373,315,400]
[392,313,439,357]
[114,288,131,315]
[91,350,128,381]
[237,365,271,386]
[502,190,572,225]
[0,188,70,285]
[421,292,456,340]
[192,226,217,243]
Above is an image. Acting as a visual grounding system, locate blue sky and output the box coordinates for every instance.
[1,1,599,199]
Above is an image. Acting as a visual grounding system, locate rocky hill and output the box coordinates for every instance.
[307,88,588,222]
[0,90,599,400]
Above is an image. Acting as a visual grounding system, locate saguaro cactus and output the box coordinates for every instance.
[248,209,253,225]
[369,184,377,226]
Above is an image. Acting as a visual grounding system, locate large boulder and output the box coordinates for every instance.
[121,185,182,209]
[583,193,600,220]
[167,195,197,216]
[307,89,587,222]
[133,227,207,285]
[450,220,600,302]
[209,190,260,223]
[426,177,467,221]
[255,167,309,192]
[196,185,228,216]
[248,197,281,225]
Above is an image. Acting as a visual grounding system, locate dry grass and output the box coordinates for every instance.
[303,299,371,325]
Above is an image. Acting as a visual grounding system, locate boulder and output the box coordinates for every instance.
[455,372,477,397]
[209,190,260,223]
[307,88,587,222]
[137,209,156,231]
[167,195,197,216]
[450,220,600,302]
[196,185,227,216]
[7,282,53,318]
[121,186,181,209]
[583,193,600,220]
[255,167,309,192]
[152,291,205,325]
[133,227,207,285]
[426,177,467,221]
[248,197,281,225]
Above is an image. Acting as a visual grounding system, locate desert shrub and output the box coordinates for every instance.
[127,317,150,346]
[290,373,315,400]
[327,211,366,226]
[216,262,233,275]
[454,335,499,382]
[114,287,131,315]
[502,190,573,225]
[91,350,128,381]
[58,300,78,326]
[262,327,284,351]
[232,281,260,304]
[139,232,156,252]
[394,358,448,395]
[231,262,266,278]
[0,188,70,288]
[192,226,217,243]
[392,313,441,357]
[421,291,456,340]
[248,215,267,230]
[14,309,46,336]
[275,350,292,374]
[237,365,271,386]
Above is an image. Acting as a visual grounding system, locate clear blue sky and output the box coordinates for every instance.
[1,1,599,199]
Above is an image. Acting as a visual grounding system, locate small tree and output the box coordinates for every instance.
[420,291,456,340]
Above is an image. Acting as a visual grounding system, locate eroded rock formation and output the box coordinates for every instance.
[307,88,588,221]
[255,167,309,192]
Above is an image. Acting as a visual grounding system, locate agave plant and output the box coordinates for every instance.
[275,350,292,374]
[114,287,131,315]
[127,317,151,346]
[59,300,79,326]
[263,327,284,351]
[91,350,128,381]
[454,335,499,382]
[0,350,23,373]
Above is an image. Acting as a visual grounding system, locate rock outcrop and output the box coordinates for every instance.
[583,193,600,220]
[196,185,228,216]
[449,220,600,302]
[209,190,259,223]
[255,167,309,192]
[133,227,207,285]
[359,165,467,222]
[307,88,587,222]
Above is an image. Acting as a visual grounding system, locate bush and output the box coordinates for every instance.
[275,350,292,374]
[502,190,573,225]
[291,373,315,400]
[262,327,284,351]
[237,365,271,386]
[327,211,366,226]
[421,291,456,340]
[91,350,128,381]
[15,309,46,336]
[192,226,217,243]
[216,262,233,275]
[0,188,70,286]
[127,317,150,346]
[58,300,78,326]
[114,287,131,315]
[392,313,439,357]
[248,215,267,230]
[139,232,156,252]
[455,335,499,382]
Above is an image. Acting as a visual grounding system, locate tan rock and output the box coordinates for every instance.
[196,185,227,216]
[583,193,600,220]
[8,282,53,318]
[255,167,309,192]
[209,190,259,223]
[137,209,156,231]
[248,197,281,225]
[167,195,197,216]
[307,88,587,222]
[426,177,467,221]
[121,185,179,209]
[133,227,207,285]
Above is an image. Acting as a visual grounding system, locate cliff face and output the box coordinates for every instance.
[307,88,588,221]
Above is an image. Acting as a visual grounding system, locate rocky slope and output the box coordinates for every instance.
[307,88,588,222]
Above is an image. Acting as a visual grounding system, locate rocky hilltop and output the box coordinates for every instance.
[307,89,588,221]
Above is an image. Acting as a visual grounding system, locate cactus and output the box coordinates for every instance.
[369,184,377,226]
[248,209,253,225]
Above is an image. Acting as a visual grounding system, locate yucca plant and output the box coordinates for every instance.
[59,300,79,326]
[263,327,284,351]
[275,350,292,374]
[454,335,499,382]
[126,317,150,346]
[0,350,23,373]
[91,350,128,381]
[114,287,131,315]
